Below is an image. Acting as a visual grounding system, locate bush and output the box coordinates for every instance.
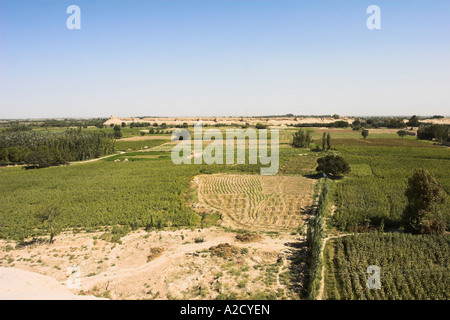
[417,124,449,142]
[361,129,369,139]
[403,169,447,234]
[329,120,349,128]
[255,123,268,129]
[316,155,350,177]
[397,130,407,138]
[292,129,313,148]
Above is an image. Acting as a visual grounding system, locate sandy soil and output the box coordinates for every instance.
[105,115,450,127]
[104,116,356,127]
[0,227,306,300]
[0,267,102,300]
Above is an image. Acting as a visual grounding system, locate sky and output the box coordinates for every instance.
[0,0,449,119]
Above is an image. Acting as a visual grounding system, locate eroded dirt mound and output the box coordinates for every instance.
[209,243,240,258]
[236,233,262,243]
[147,247,164,262]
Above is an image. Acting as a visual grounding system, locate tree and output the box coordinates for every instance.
[7,147,21,163]
[433,125,449,143]
[28,146,54,168]
[326,133,331,150]
[417,124,449,142]
[140,131,146,136]
[417,125,435,140]
[397,130,407,138]
[36,205,62,244]
[121,122,126,127]
[316,155,350,177]
[255,123,268,129]
[384,118,405,129]
[0,148,9,164]
[113,125,122,139]
[322,132,326,151]
[292,129,313,148]
[407,115,420,127]
[403,169,447,234]
[332,114,340,119]
[361,129,369,139]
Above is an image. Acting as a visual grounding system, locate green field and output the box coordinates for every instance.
[323,233,450,300]
[0,148,261,240]
[330,139,450,231]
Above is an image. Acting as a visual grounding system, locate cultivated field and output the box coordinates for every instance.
[194,174,316,231]
[323,233,450,300]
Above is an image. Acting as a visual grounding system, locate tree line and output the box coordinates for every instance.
[0,129,115,167]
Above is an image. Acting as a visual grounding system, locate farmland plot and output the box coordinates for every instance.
[195,174,316,231]
[323,233,450,300]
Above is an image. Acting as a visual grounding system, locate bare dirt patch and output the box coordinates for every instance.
[0,267,103,300]
[0,227,307,300]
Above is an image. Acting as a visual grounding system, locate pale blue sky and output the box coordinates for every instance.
[0,0,449,119]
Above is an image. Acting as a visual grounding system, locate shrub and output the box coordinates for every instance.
[292,129,313,148]
[316,155,350,177]
[403,169,447,234]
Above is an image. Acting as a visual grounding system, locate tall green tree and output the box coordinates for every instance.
[433,125,449,143]
[326,133,331,150]
[322,132,326,151]
[407,115,420,127]
[403,169,447,234]
[113,125,123,139]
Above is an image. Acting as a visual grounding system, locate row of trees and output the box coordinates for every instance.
[0,129,115,167]
[292,120,350,128]
[321,133,331,150]
[292,129,334,150]
[306,181,329,299]
[351,115,427,130]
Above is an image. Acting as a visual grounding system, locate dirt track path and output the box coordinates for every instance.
[69,152,125,165]
[316,233,352,300]
[69,140,173,165]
